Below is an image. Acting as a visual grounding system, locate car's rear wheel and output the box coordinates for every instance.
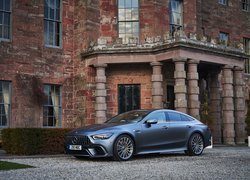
[113,135,134,161]
[187,133,204,156]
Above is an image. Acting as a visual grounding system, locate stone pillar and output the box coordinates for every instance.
[222,65,235,145]
[151,62,163,109]
[173,58,187,113]
[234,67,246,144]
[187,60,200,119]
[209,71,222,144]
[94,64,107,124]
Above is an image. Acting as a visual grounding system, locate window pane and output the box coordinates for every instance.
[125,0,132,7]
[132,0,138,7]
[125,9,132,20]
[44,1,48,18]
[0,81,11,127]
[4,0,10,11]
[168,112,182,121]
[49,7,55,19]
[119,9,125,21]
[132,22,139,33]
[0,0,3,10]
[3,25,9,39]
[4,13,10,25]
[0,13,2,25]
[131,8,138,20]
[119,22,125,33]
[118,0,125,8]
[125,22,132,33]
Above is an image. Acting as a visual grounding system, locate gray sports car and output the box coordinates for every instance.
[65,109,212,161]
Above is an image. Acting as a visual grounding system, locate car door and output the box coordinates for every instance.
[136,111,169,153]
[166,111,194,149]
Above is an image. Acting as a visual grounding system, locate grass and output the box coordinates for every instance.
[0,161,34,171]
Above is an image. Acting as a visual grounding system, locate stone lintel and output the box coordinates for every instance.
[173,57,187,62]
[187,59,200,64]
[150,61,163,66]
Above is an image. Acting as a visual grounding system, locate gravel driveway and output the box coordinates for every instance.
[0,146,249,180]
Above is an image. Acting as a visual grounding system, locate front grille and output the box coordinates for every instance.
[65,135,91,146]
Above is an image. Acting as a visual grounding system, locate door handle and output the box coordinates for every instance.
[162,126,168,129]
[186,125,192,128]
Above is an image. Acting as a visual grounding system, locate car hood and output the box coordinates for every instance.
[67,123,129,135]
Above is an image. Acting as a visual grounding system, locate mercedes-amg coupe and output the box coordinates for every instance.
[65,109,212,161]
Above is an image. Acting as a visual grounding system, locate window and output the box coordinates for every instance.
[0,0,11,40]
[244,38,250,55]
[219,32,229,45]
[145,111,166,123]
[118,84,140,114]
[169,0,183,34]
[0,81,11,127]
[118,0,139,44]
[43,84,62,127]
[244,38,250,73]
[218,0,227,5]
[242,0,249,11]
[44,0,61,47]
[167,112,182,121]
[180,114,194,121]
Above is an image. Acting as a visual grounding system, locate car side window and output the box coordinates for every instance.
[145,112,167,123]
[167,112,182,121]
[181,114,194,121]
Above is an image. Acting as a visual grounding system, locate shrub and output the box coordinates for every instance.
[2,128,72,155]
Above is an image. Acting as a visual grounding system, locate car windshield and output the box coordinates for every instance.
[106,110,150,124]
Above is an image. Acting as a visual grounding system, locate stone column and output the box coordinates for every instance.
[209,71,222,144]
[222,65,235,145]
[234,67,246,144]
[94,64,107,124]
[151,62,163,109]
[187,60,200,119]
[173,58,187,113]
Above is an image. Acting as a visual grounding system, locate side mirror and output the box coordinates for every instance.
[145,119,158,125]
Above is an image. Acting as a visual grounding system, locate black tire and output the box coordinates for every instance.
[187,133,204,156]
[113,135,135,161]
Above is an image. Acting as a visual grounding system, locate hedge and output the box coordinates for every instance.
[2,128,72,155]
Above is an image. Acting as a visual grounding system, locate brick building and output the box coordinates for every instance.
[0,0,250,145]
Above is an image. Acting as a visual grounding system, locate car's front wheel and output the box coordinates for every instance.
[113,135,135,161]
[187,133,204,156]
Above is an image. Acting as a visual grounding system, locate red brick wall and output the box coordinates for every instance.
[73,0,99,126]
[106,64,152,119]
[0,0,74,127]
[200,0,250,41]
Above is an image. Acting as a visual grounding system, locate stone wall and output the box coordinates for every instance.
[106,64,152,118]
[73,0,100,126]
[0,0,74,127]
[200,0,250,41]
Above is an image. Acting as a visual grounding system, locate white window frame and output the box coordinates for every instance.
[219,32,229,45]
[242,0,249,11]
[43,84,62,127]
[44,0,62,48]
[118,0,139,44]
[218,0,228,5]
[0,81,11,128]
[169,0,183,34]
[0,0,11,41]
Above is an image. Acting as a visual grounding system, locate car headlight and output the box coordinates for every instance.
[91,133,113,140]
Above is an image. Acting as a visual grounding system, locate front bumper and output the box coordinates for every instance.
[65,135,112,157]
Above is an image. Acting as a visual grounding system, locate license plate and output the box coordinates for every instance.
[69,145,82,150]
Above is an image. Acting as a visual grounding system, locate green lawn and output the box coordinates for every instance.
[0,161,34,170]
